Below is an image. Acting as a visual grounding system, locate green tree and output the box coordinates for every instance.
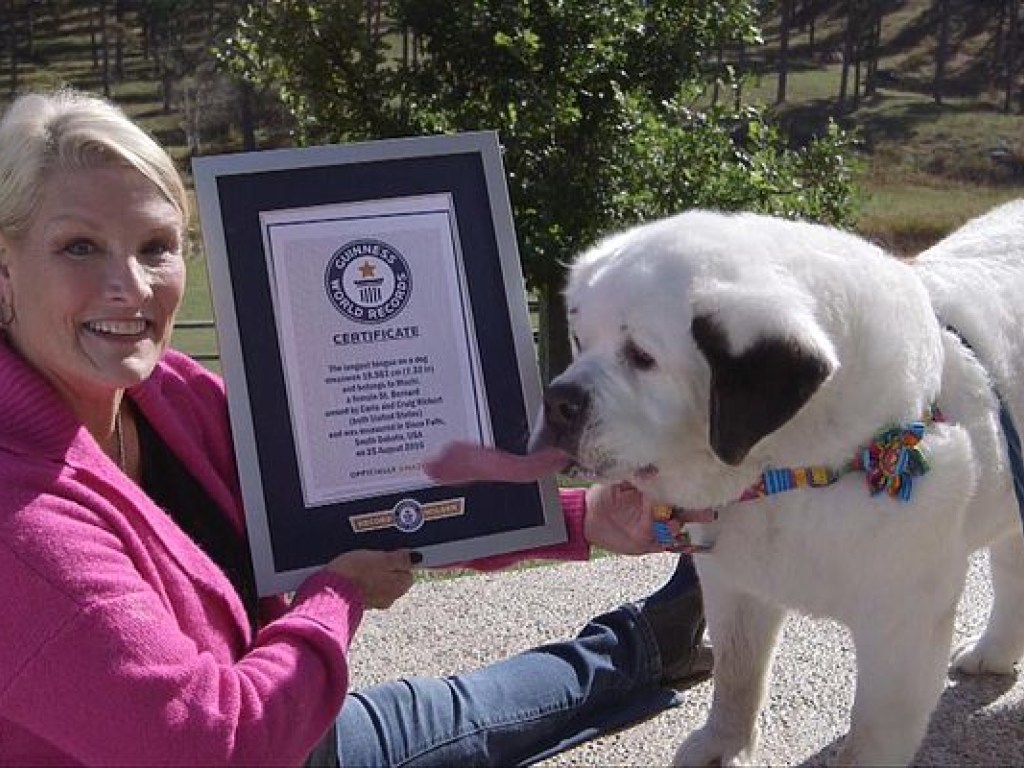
[221,0,858,380]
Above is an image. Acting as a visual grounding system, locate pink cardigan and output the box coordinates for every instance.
[0,342,588,765]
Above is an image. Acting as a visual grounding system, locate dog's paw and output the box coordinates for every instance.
[950,635,1019,676]
[672,726,756,767]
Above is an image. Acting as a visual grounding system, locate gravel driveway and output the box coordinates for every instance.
[347,551,1023,766]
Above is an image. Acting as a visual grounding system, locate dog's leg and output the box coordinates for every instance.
[673,587,784,767]
[952,532,1024,675]
[839,597,957,766]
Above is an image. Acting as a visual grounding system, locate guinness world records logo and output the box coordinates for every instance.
[349,497,466,535]
[392,498,425,533]
[325,238,412,324]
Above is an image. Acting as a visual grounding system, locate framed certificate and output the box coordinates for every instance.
[193,132,565,595]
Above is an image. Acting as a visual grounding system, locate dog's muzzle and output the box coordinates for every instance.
[537,380,591,456]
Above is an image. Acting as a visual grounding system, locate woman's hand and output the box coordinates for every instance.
[324,549,417,609]
[583,484,716,555]
[584,483,663,554]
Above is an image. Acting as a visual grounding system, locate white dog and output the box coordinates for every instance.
[531,202,1024,765]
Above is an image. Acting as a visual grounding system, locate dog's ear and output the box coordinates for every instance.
[692,315,834,465]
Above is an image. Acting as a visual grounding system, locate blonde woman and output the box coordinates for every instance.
[0,89,707,766]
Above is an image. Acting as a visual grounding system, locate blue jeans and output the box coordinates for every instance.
[333,601,680,766]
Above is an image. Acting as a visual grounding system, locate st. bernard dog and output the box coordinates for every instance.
[531,201,1024,765]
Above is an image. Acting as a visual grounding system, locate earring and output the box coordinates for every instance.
[0,296,14,329]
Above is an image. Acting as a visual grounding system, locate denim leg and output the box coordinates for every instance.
[335,602,681,767]
[645,555,700,607]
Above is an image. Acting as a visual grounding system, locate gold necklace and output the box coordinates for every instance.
[114,408,126,471]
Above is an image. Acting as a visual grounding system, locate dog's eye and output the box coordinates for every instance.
[623,340,656,371]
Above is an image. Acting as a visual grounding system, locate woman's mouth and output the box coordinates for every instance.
[84,319,149,337]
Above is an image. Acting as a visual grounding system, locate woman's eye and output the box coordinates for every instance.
[140,240,174,259]
[63,240,96,258]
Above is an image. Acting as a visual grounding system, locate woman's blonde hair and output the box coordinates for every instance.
[0,88,188,239]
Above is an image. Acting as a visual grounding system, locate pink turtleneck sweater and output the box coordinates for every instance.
[0,342,587,765]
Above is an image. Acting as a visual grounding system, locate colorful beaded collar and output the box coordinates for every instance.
[653,406,944,553]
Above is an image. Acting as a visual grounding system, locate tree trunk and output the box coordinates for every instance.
[99,0,111,96]
[806,0,816,57]
[366,0,382,37]
[537,284,570,385]
[141,13,150,60]
[182,85,197,155]
[24,0,33,59]
[90,1,99,69]
[839,0,855,106]
[239,81,257,151]
[114,0,125,81]
[933,0,950,105]
[1006,0,1020,112]
[863,4,882,98]
[162,65,173,112]
[853,58,862,107]
[776,0,793,104]
[734,41,746,110]
[7,0,17,96]
[993,0,1007,82]
[851,0,863,110]
[712,39,724,106]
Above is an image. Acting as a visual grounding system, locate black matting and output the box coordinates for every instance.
[215,154,544,572]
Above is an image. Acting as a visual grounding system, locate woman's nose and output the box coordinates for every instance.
[104,254,152,301]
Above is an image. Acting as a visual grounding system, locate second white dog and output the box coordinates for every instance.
[531,202,1024,765]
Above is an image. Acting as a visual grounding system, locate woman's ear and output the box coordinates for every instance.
[0,236,16,319]
[0,238,11,280]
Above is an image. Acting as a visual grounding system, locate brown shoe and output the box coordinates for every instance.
[637,589,714,688]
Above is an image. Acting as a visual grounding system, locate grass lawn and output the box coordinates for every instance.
[857,179,1024,255]
[737,66,1024,254]
[173,251,219,369]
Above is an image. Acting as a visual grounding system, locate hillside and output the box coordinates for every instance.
[750,0,1024,252]
[1,0,1021,262]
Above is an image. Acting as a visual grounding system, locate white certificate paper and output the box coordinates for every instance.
[261,194,492,506]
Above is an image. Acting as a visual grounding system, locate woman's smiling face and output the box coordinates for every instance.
[0,164,185,410]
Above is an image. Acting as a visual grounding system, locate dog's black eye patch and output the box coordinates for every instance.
[622,339,656,371]
[692,314,832,465]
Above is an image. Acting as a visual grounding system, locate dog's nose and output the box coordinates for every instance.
[543,381,590,438]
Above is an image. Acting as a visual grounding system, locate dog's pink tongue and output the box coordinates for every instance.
[423,441,570,484]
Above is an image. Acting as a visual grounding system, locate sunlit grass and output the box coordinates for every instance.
[857,179,1024,255]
